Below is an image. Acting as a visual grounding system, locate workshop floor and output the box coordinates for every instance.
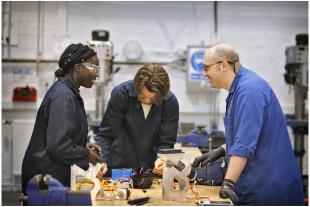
[2,191,21,206]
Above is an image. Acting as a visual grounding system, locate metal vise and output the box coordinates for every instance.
[157,149,196,202]
[22,174,92,206]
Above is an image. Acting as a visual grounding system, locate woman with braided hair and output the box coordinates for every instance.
[22,43,102,194]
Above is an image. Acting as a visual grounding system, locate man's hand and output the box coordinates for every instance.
[192,146,225,167]
[153,157,164,175]
[97,163,108,179]
[88,148,101,165]
[219,179,238,205]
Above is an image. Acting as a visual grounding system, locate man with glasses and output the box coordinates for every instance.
[96,63,179,177]
[192,43,303,205]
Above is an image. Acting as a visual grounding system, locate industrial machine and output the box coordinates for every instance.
[177,125,225,154]
[157,149,196,202]
[185,126,209,148]
[193,157,227,186]
[284,34,308,200]
[284,34,308,171]
[88,30,118,120]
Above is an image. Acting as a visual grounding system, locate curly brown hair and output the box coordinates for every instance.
[134,63,170,104]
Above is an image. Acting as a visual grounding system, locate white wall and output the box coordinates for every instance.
[2,1,308,176]
[2,1,308,121]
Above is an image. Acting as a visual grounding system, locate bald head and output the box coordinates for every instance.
[204,43,241,75]
[207,43,239,63]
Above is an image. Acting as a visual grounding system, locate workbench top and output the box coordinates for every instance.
[94,179,229,206]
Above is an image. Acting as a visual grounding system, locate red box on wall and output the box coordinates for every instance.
[12,86,37,102]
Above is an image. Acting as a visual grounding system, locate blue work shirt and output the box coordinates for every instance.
[224,67,304,205]
[22,78,89,193]
[97,80,179,171]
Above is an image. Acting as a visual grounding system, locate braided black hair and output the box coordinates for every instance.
[55,43,97,78]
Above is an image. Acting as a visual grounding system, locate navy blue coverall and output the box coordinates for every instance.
[21,78,89,193]
[96,80,179,171]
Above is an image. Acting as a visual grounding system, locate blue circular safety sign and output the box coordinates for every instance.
[191,50,205,72]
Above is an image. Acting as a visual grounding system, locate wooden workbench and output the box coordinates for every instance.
[94,146,229,205]
[94,179,229,206]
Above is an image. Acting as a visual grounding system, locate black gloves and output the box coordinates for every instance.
[192,146,225,167]
[219,179,238,205]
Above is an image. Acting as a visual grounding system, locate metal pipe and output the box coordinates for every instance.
[41,2,45,57]
[192,2,199,41]
[37,2,41,58]
[214,1,218,34]
[2,58,57,63]
[294,85,307,170]
[36,2,41,75]
[2,2,6,58]
[65,2,69,37]
[2,58,174,65]
[7,1,12,58]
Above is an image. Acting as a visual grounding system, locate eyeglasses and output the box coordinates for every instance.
[203,60,235,72]
[81,63,101,76]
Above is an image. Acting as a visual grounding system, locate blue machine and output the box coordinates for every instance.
[177,126,226,151]
[193,158,227,186]
[25,174,92,206]
[183,126,209,148]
